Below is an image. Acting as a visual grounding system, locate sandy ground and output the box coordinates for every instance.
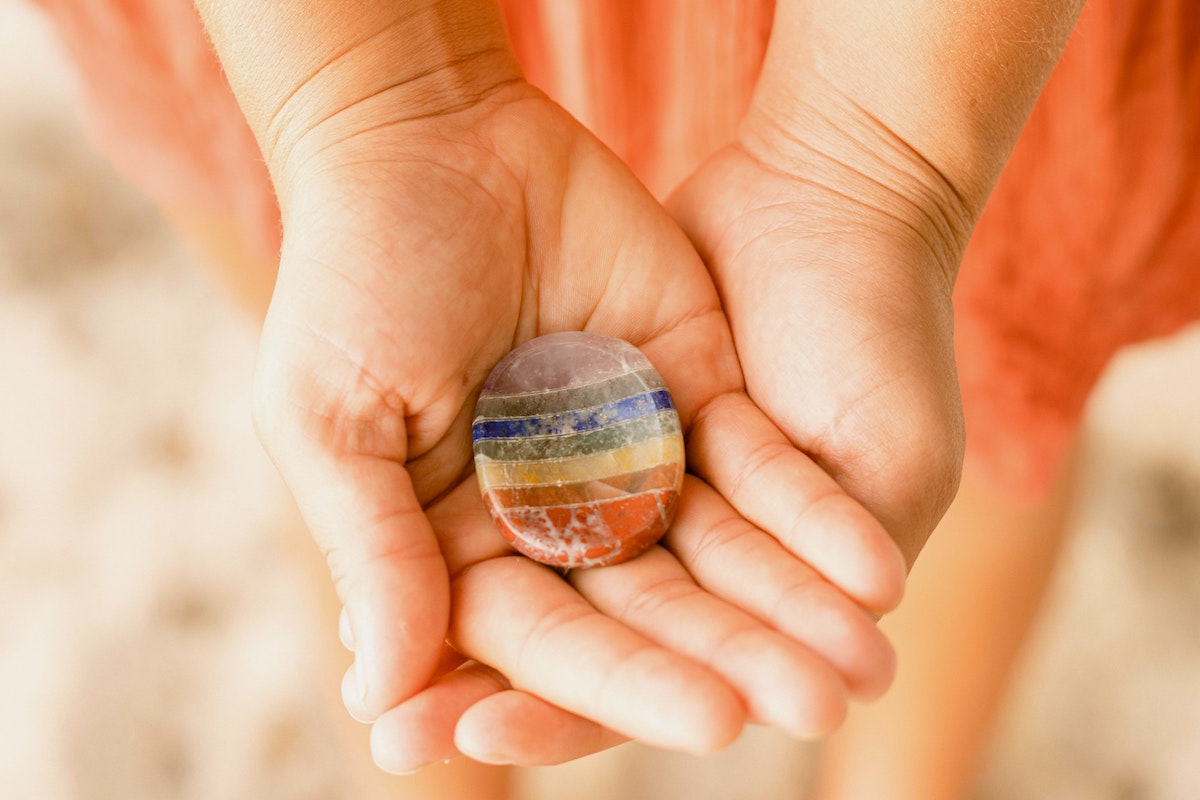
[2,5,1199,799]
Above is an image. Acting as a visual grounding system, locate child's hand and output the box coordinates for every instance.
[667,120,970,568]
[251,81,906,768]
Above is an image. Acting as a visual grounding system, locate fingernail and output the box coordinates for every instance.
[456,739,512,765]
[342,663,373,723]
[371,737,461,775]
[380,763,430,776]
[459,751,513,765]
[378,759,440,776]
[338,606,356,651]
[354,654,369,704]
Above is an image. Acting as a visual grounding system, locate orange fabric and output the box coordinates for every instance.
[955,2,1200,494]
[497,0,773,197]
[31,0,280,260]
[33,0,1200,498]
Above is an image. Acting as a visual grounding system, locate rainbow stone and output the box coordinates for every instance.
[472,332,685,568]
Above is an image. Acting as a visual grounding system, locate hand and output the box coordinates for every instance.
[667,111,971,566]
[251,80,907,769]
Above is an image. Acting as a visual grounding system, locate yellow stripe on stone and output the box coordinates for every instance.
[476,434,684,491]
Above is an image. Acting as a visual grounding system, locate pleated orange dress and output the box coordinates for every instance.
[34,0,1200,499]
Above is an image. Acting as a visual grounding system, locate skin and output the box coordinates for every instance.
[700,0,1086,564]
[194,0,1085,773]
[194,0,906,767]
[258,81,904,764]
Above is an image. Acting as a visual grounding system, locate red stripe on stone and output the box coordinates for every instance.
[484,487,679,568]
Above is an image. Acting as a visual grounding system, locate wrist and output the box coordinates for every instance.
[196,0,522,185]
[737,96,975,288]
[747,0,1082,227]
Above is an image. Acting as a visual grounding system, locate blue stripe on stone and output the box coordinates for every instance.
[472,389,675,441]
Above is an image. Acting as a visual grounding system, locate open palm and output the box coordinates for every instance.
[252,82,906,769]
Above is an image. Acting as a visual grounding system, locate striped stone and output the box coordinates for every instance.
[472,332,685,568]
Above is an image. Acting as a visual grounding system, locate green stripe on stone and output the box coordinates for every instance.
[472,409,681,462]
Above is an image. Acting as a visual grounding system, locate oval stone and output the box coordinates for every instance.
[472,332,685,568]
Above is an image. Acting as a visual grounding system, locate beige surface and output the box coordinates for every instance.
[3,5,1199,798]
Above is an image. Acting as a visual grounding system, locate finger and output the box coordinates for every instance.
[370,661,508,775]
[268,442,450,720]
[448,555,745,753]
[338,605,356,651]
[664,479,897,700]
[456,691,628,765]
[572,534,849,739]
[688,391,907,613]
[427,479,515,576]
[344,613,466,724]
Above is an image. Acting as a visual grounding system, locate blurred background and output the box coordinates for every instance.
[2,3,1199,798]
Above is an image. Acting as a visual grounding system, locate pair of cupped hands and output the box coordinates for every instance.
[252,65,968,772]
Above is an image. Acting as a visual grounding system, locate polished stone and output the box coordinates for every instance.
[472,332,684,568]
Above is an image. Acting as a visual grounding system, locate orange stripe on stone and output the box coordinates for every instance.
[475,434,683,490]
[483,463,682,508]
